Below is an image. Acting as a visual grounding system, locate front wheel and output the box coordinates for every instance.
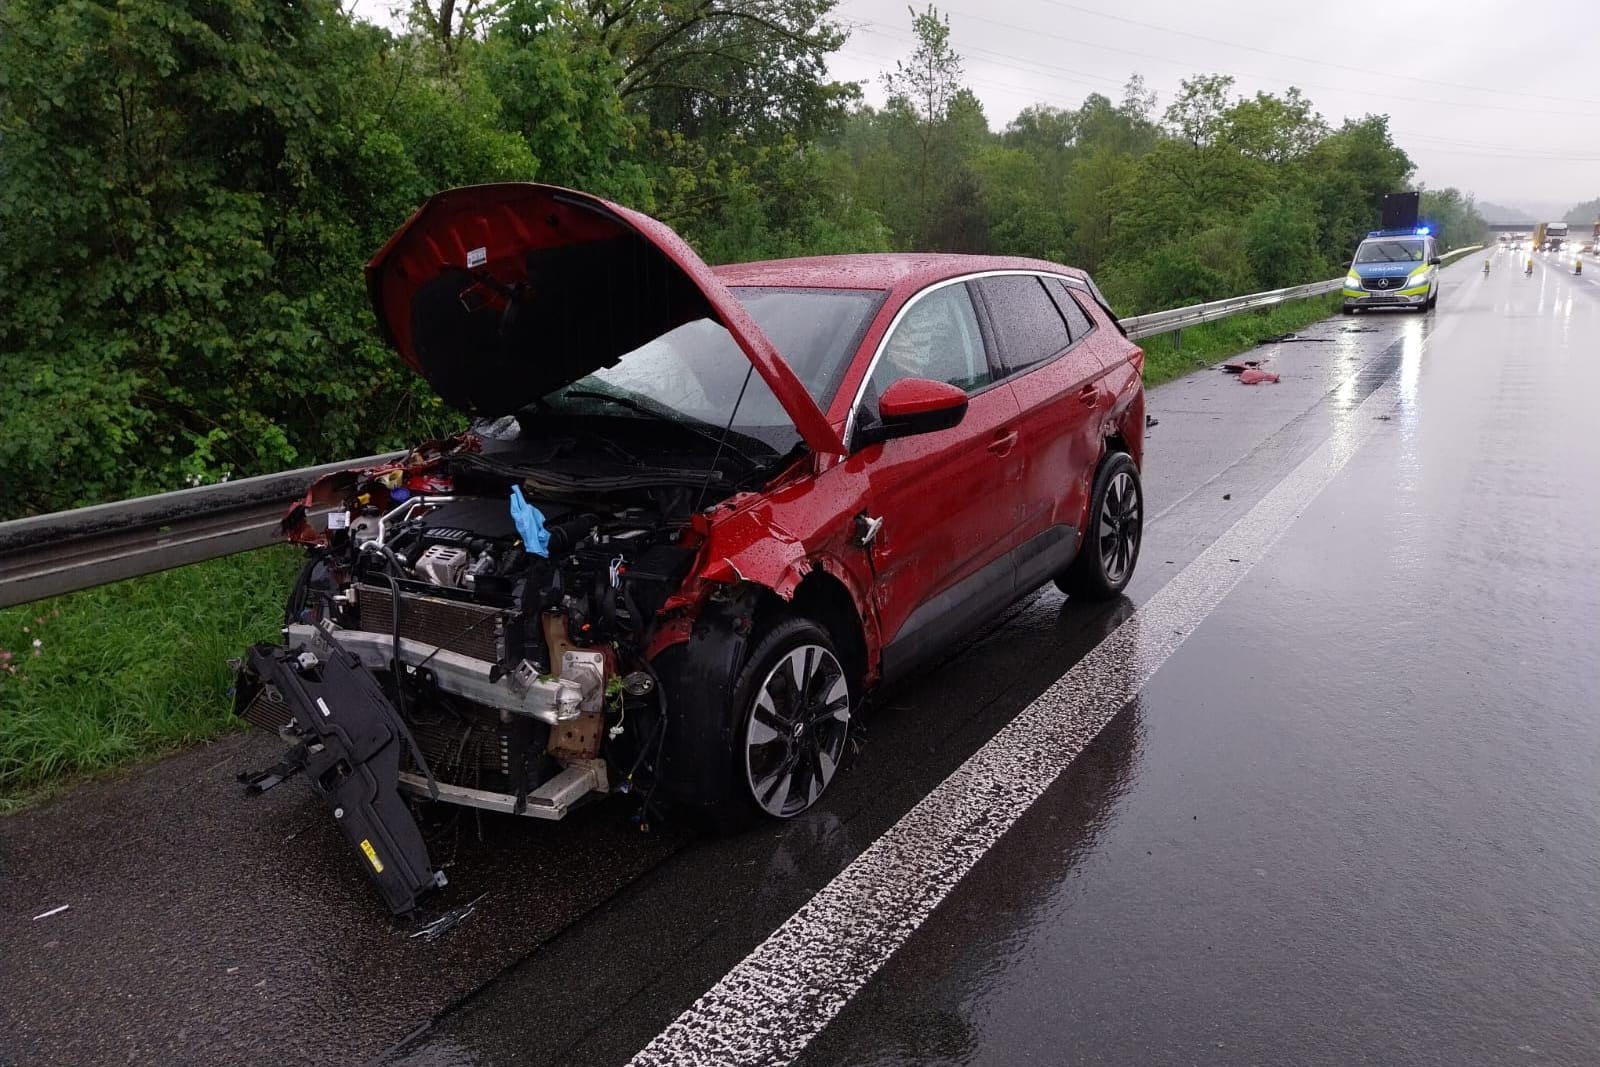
[733,618,852,820]
[1057,452,1143,600]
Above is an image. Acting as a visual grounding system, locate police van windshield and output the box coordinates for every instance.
[1356,239,1425,264]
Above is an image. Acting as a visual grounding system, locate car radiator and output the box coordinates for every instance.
[353,582,512,664]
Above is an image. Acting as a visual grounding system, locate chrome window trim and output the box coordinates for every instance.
[843,268,1091,448]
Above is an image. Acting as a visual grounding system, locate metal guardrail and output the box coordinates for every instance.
[0,453,403,608]
[0,249,1485,609]
[1120,278,1343,341]
[1120,245,1483,341]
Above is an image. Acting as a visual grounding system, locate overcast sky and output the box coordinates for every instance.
[351,0,1598,215]
[827,0,1598,214]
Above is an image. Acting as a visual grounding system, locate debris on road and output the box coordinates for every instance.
[408,893,488,943]
[1260,333,1331,344]
[1238,366,1281,385]
[1221,360,1260,374]
[31,904,69,921]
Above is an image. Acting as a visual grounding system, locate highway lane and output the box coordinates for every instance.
[781,250,1600,1066]
[387,254,1539,1066]
[0,254,1538,1067]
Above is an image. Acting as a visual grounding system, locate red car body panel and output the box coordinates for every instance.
[665,258,1143,686]
[358,205,1144,689]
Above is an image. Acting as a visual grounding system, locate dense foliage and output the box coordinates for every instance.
[1565,198,1600,226]
[0,0,1487,518]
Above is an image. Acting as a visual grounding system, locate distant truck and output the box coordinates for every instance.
[1543,222,1569,252]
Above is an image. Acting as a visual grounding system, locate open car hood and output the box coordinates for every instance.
[366,183,845,456]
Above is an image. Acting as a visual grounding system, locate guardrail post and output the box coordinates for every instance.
[1174,328,1182,353]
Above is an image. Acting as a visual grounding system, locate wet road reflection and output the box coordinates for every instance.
[795,257,1600,1066]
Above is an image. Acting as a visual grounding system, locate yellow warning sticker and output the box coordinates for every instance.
[359,838,384,874]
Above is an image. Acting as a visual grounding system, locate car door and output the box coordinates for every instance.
[845,279,1027,682]
[971,273,1112,595]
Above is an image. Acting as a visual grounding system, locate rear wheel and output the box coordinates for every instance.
[1057,452,1143,600]
[734,618,852,819]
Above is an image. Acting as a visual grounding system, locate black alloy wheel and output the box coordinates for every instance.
[737,620,852,819]
[1057,451,1144,600]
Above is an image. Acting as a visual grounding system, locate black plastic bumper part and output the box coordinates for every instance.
[238,640,443,915]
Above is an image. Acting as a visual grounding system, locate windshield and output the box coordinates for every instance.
[535,287,884,454]
[1355,240,1425,264]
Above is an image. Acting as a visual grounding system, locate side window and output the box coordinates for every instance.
[865,282,991,399]
[1047,278,1097,342]
[975,275,1070,375]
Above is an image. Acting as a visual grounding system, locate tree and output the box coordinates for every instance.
[881,4,966,242]
[1418,187,1488,250]
[1164,74,1235,149]
[409,0,505,61]
[1244,196,1325,288]
[1223,88,1327,164]
[0,0,534,515]
[1565,197,1600,225]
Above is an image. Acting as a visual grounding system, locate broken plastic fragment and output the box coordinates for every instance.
[1238,367,1280,385]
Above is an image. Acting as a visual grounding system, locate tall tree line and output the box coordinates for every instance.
[0,0,1484,516]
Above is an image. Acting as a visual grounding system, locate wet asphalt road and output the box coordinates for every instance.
[4,252,1595,1066]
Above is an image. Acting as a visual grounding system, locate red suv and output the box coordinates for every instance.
[234,183,1146,914]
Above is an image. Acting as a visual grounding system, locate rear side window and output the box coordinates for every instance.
[1046,279,1097,342]
[975,275,1070,374]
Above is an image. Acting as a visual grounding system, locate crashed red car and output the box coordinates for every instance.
[233,183,1147,914]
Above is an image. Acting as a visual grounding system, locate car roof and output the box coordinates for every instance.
[713,253,1090,295]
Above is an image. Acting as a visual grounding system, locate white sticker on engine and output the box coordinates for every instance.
[326,510,351,530]
[466,246,487,268]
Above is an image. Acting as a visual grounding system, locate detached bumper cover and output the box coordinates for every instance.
[235,639,444,915]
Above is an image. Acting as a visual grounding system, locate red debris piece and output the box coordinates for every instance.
[1238,366,1280,385]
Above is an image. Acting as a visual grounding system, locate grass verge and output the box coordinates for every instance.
[0,548,302,810]
[1139,292,1346,388]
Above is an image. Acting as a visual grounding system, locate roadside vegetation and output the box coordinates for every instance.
[0,551,300,809]
[0,0,1502,520]
[1139,295,1344,388]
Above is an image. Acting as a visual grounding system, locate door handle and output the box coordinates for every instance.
[1078,384,1099,407]
[988,429,1019,456]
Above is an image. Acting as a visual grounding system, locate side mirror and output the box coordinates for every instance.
[855,378,969,448]
[1428,256,1442,265]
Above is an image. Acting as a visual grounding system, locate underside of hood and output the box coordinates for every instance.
[366,183,843,456]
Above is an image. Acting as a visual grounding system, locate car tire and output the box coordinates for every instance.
[1341,306,1357,315]
[727,617,853,823]
[1057,452,1143,601]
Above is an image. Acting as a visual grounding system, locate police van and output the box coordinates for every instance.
[1341,227,1441,313]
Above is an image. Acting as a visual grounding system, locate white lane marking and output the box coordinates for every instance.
[629,308,1464,1067]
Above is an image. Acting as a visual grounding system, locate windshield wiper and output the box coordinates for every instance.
[561,390,764,470]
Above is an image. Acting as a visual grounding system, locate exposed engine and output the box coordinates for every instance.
[233,461,703,913]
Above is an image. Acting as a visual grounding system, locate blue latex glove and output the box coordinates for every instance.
[509,486,550,557]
